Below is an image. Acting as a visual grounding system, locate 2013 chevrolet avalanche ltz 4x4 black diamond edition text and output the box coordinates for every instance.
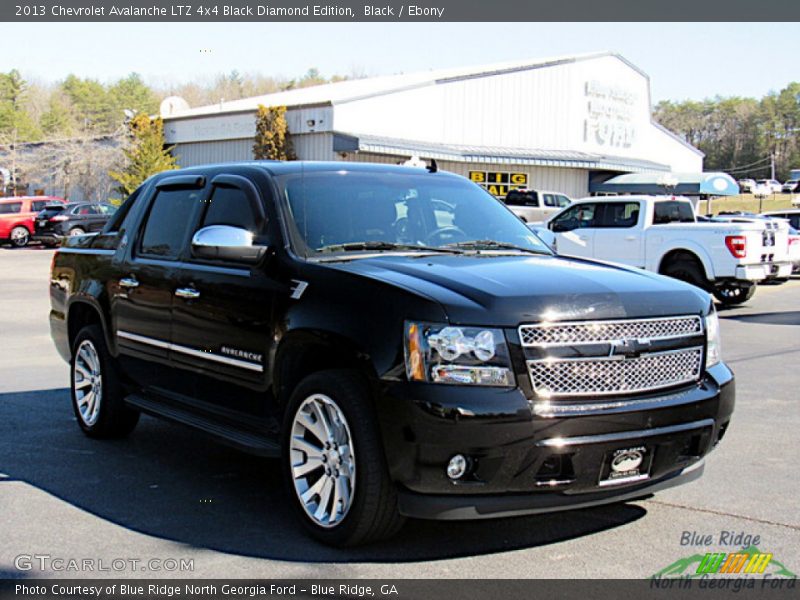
[49,162,734,546]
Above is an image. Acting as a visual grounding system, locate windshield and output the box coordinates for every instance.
[279,170,552,257]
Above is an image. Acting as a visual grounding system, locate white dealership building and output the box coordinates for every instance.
[161,52,702,199]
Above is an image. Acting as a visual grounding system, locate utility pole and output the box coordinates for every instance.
[771,153,776,181]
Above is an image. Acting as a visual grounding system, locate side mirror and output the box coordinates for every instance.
[191,225,267,264]
[551,221,571,233]
[530,226,557,250]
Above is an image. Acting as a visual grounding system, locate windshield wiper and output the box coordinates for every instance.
[317,241,463,254]
[444,239,550,254]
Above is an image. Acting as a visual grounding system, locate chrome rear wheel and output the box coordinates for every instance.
[10,226,29,247]
[73,339,103,426]
[69,324,139,438]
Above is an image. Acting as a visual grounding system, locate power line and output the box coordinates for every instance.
[719,155,772,172]
[726,165,772,175]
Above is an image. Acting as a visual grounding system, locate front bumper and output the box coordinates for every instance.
[376,363,734,520]
[398,458,705,520]
[735,262,792,281]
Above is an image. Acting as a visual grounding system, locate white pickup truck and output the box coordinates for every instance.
[534,195,792,305]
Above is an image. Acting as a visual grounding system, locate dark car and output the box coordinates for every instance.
[34,202,117,245]
[49,162,734,546]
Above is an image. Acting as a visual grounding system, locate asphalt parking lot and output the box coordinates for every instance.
[0,246,798,579]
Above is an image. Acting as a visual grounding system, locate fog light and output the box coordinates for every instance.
[447,454,468,480]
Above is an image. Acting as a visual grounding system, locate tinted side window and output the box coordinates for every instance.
[551,203,597,231]
[0,202,22,214]
[505,191,539,207]
[653,201,695,224]
[505,191,524,206]
[543,194,558,207]
[139,189,201,258]
[524,192,540,207]
[599,202,640,228]
[31,200,50,211]
[201,186,260,232]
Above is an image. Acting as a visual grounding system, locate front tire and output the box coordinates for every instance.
[70,324,139,438]
[9,226,30,247]
[69,227,86,237]
[713,282,756,305]
[281,370,405,546]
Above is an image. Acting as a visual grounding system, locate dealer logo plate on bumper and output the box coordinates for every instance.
[599,445,653,487]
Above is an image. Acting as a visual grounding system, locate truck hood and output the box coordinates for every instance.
[324,253,710,326]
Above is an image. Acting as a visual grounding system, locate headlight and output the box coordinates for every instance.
[705,307,722,367]
[404,321,514,386]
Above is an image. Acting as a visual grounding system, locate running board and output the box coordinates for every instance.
[125,394,281,457]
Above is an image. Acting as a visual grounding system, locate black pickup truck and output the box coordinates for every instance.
[49,161,734,546]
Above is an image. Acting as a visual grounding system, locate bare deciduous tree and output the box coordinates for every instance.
[1,133,123,201]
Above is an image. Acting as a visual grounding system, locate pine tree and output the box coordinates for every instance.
[109,113,179,196]
[253,104,295,161]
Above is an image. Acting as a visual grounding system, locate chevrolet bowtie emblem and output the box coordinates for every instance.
[609,338,652,358]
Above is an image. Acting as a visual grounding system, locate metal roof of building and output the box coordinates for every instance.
[333,133,670,173]
[590,171,739,195]
[163,51,623,119]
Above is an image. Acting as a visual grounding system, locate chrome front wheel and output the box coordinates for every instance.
[73,339,103,426]
[289,393,356,528]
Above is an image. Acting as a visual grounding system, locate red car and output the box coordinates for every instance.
[0,196,67,247]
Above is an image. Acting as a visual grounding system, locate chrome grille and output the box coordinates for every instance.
[527,347,703,397]
[519,315,702,347]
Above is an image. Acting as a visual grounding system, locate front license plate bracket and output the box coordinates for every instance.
[598,445,653,487]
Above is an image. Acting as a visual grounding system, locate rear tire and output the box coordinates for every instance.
[70,324,139,438]
[69,227,86,236]
[713,282,756,305]
[661,258,708,290]
[281,369,405,546]
[9,226,30,248]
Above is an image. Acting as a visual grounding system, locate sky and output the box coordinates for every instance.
[2,22,797,103]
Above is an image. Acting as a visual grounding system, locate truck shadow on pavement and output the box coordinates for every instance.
[0,389,647,563]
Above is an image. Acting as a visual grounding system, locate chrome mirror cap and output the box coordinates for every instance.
[191,225,267,264]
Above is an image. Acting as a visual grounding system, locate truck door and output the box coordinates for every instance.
[591,201,645,267]
[170,171,281,420]
[548,202,598,258]
[111,176,206,390]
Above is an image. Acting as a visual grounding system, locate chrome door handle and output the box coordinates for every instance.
[625,235,637,241]
[175,287,200,299]
[119,277,139,289]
